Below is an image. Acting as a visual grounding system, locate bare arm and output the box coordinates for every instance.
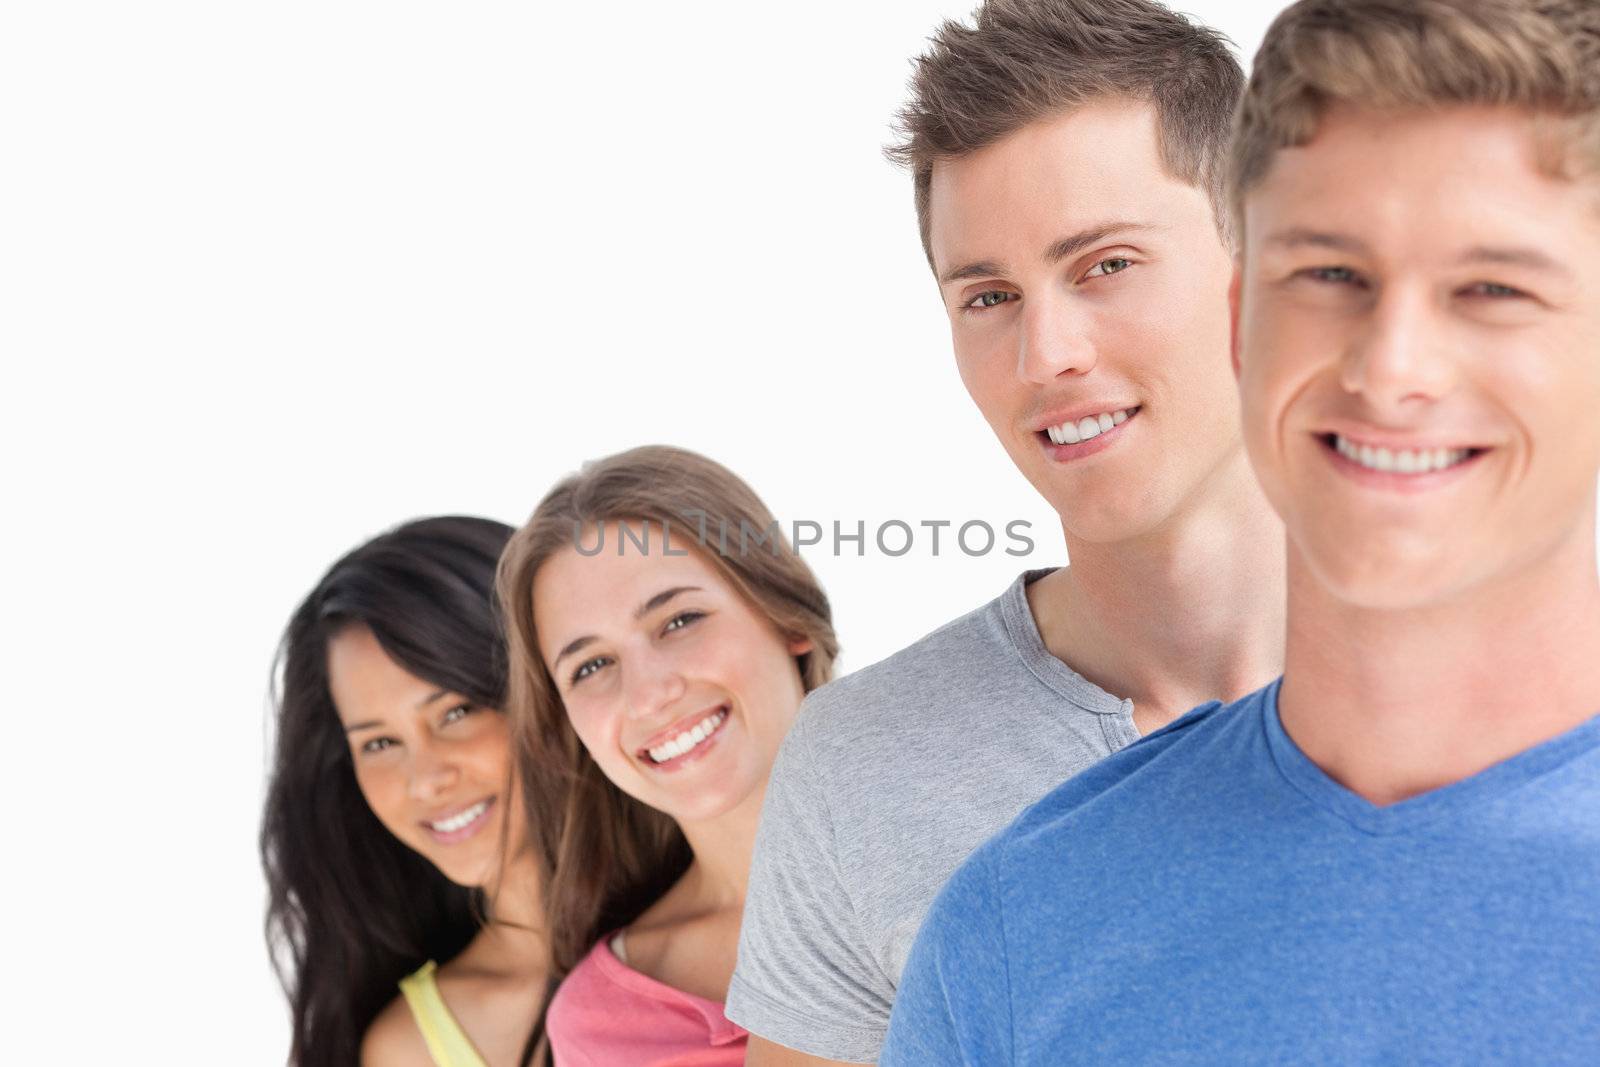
[745,1034,872,1067]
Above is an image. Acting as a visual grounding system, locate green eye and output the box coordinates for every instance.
[361,737,397,755]
[968,291,1016,309]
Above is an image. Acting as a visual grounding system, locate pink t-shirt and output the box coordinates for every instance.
[547,934,747,1066]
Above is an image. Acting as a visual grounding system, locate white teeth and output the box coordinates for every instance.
[1333,435,1471,474]
[1049,422,1080,445]
[429,800,489,834]
[646,710,727,764]
[1045,408,1136,445]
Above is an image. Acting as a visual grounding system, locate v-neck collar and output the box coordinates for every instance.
[1262,678,1600,835]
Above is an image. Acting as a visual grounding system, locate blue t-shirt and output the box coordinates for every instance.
[881,680,1600,1066]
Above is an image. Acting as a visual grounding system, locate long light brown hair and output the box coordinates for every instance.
[497,445,839,981]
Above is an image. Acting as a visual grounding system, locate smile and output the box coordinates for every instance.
[1325,433,1484,475]
[1044,406,1138,445]
[643,707,729,766]
[422,797,493,841]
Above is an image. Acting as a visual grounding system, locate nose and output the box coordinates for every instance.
[1016,292,1097,384]
[406,739,460,804]
[622,647,686,722]
[1339,286,1457,412]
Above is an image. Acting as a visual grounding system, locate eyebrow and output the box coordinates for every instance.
[1265,229,1571,279]
[342,687,451,734]
[636,585,701,620]
[1263,228,1372,255]
[1044,222,1157,264]
[551,586,704,669]
[938,220,1157,285]
[1456,245,1570,276]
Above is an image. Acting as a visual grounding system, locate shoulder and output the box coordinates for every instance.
[360,991,437,1067]
[547,939,645,1050]
[548,940,611,1020]
[907,692,1264,963]
[788,579,1029,750]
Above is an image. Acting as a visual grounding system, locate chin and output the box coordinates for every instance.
[1054,487,1177,545]
[1297,530,1476,612]
[656,782,761,826]
[434,854,497,890]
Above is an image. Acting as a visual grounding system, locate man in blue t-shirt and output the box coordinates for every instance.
[882,1,1600,1064]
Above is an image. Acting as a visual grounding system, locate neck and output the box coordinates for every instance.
[671,782,765,914]
[1036,449,1286,731]
[1279,515,1600,805]
[482,849,547,941]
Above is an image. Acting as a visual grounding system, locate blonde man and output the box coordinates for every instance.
[883,1,1600,1062]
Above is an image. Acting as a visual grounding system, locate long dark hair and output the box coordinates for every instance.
[261,515,528,1066]
[497,446,839,984]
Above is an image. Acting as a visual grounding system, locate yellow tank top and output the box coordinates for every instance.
[398,960,490,1067]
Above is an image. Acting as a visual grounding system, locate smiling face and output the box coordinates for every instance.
[532,529,810,828]
[1235,104,1600,610]
[929,99,1241,544]
[328,624,522,888]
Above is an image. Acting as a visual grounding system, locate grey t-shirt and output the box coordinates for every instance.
[726,570,1140,1062]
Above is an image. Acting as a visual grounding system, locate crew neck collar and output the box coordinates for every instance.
[1001,568,1132,719]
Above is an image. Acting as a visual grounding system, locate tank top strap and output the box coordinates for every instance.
[397,960,490,1067]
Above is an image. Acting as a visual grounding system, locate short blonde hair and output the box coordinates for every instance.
[1230,0,1600,219]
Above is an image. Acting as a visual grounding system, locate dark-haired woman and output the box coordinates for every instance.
[262,516,550,1067]
[497,447,840,1065]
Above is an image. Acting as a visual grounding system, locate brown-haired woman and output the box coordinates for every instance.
[498,445,838,1065]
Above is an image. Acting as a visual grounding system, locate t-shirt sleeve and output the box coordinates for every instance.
[879,845,1014,1067]
[726,708,894,1062]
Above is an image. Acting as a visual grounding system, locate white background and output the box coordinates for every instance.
[5,1,1334,1059]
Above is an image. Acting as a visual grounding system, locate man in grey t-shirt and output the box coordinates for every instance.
[730,3,1287,1064]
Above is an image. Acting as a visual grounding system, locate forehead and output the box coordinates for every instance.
[926,98,1197,272]
[326,624,433,722]
[1243,104,1600,260]
[533,531,732,635]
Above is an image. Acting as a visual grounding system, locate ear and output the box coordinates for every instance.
[788,635,815,657]
[1227,258,1245,381]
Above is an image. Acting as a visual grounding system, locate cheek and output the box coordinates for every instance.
[1488,348,1600,486]
[1235,353,1302,501]
[352,762,408,831]
[1140,255,1231,347]
[1240,301,1320,423]
[564,701,626,768]
[731,655,807,744]
[462,720,516,783]
[952,329,1012,409]
[1093,282,1222,395]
